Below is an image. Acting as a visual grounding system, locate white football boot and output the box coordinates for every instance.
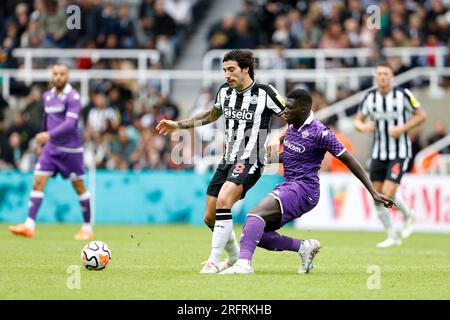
[199,260,220,274]
[217,259,235,273]
[376,237,402,248]
[219,261,254,275]
[298,239,321,274]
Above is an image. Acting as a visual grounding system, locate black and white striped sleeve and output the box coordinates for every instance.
[358,91,371,116]
[264,84,286,116]
[213,83,228,111]
[403,88,421,112]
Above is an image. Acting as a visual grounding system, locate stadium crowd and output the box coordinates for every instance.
[0,0,449,173]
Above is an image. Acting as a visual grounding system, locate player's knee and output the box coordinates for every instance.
[216,195,232,209]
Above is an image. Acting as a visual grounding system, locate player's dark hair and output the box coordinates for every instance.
[287,89,312,109]
[223,49,257,80]
[52,62,69,70]
[375,61,393,72]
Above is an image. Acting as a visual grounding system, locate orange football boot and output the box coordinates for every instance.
[74,229,94,240]
[9,224,35,238]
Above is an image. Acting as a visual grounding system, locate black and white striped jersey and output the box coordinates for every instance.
[214,81,286,166]
[359,86,421,160]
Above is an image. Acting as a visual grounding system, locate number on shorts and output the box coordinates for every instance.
[233,163,245,174]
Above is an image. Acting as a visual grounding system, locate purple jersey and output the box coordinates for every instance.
[42,83,82,149]
[282,112,346,188]
[270,112,346,227]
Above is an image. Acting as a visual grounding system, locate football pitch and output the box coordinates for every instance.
[1,224,449,300]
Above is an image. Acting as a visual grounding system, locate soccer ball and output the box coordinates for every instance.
[81,240,112,271]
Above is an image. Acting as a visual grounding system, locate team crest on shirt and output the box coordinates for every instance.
[250,94,258,104]
[301,130,309,138]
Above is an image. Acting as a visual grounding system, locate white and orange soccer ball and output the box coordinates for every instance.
[81,240,112,271]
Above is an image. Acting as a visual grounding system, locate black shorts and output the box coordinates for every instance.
[206,162,263,199]
[369,158,410,184]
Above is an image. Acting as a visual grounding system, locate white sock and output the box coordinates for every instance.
[209,219,233,264]
[25,217,35,230]
[375,203,397,239]
[224,229,239,263]
[395,193,412,219]
[82,223,92,233]
[236,258,251,266]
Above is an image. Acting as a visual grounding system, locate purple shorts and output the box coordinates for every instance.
[35,144,85,180]
[269,180,319,227]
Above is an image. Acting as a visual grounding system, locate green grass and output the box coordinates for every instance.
[1,223,449,300]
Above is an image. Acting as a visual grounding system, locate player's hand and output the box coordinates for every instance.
[266,137,281,158]
[35,132,50,145]
[156,119,179,135]
[363,121,375,133]
[389,126,405,138]
[372,192,396,209]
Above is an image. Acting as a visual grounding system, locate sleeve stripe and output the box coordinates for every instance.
[265,86,285,110]
[336,148,347,157]
[67,112,79,119]
[275,109,285,116]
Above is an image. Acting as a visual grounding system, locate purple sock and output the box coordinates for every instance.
[258,231,302,252]
[28,191,44,220]
[79,192,91,223]
[239,215,266,261]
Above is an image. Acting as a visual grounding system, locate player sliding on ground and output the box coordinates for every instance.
[156,49,286,273]
[220,89,396,275]
[9,63,93,240]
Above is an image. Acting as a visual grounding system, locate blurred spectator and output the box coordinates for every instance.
[271,15,295,48]
[165,0,193,28]
[130,128,163,170]
[108,126,138,170]
[13,3,29,40]
[22,86,43,132]
[40,0,67,48]
[426,0,448,42]
[427,120,450,154]
[86,92,120,138]
[1,132,23,168]
[96,2,119,47]
[344,18,361,48]
[20,19,45,48]
[152,0,178,66]
[116,4,136,48]
[7,113,36,153]
[120,99,135,127]
[319,22,349,49]
[207,15,236,50]
[234,15,258,49]
[159,95,179,121]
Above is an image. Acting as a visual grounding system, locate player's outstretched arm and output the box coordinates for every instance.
[156,107,223,135]
[338,150,395,208]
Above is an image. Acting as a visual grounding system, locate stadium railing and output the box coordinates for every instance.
[203,47,448,71]
[12,48,161,84]
[0,67,378,105]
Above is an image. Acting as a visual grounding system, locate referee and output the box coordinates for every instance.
[354,62,427,248]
